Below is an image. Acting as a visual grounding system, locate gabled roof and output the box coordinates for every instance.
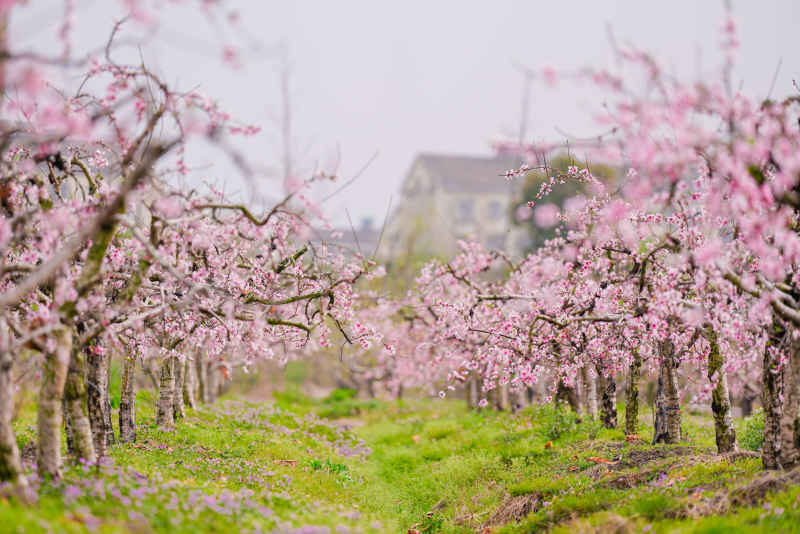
[411,153,521,194]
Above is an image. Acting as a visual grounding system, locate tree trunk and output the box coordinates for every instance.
[63,346,96,463]
[183,357,197,410]
[597,366,617,429]
[779,335,800,468]
[0,321,26,487]
[739,383,757,418]
[467,372,481,410]
[104,349,114,446]
[156,356,175,428]
[206,359,218,405]
[37,327,71,478]
[653,339,681,445]
[119,354,137,443]
[87,349,110,458]
[173,357,185,420]
[625,350,641,436]
[581,366,598,419]
[195,353,206,404]
[555,380,580,414]
[762,323,786,470]
[706,328,737,454]
[494,382,510,411]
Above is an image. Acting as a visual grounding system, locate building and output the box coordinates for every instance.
[379,153,529,262]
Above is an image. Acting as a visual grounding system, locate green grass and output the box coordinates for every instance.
[7,390,800,533]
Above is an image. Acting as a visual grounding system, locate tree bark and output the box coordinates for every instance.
[173,356,185,420]
[156,356,175,428]
[87,348,110,458]
[206,359,218,404]
[493,382,510,411]
[653,339,681,445]
[37,327,71,478]
[625,350,641,436]
[0,321,26,487]
[63,346,96,463]
[581,366,598,419]
[597,366,617,429]
[119,353,136,443]
[739,383,758,418]
[779,335,800,467]
[706,328,737,453]
[195,353,206,404]
[104,349,114,446]
[762,322,786,470]
[555,380,580,414]
[183,357,197,410]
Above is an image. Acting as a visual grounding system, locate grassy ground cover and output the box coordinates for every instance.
[6,388,800,533]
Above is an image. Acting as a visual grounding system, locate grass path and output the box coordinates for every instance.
[5,389,800,533]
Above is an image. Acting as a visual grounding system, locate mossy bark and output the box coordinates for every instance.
[156,356,175,428]
[37,328,71,478]
[119,354,136,443]
[63,346,96,463]
[653,339,681,444]
[706,327,737,453]
[625,349,641,435]
[0,322,26,487]
[173,357,185,420]
[597,366,617,429]
[762,322,786,470]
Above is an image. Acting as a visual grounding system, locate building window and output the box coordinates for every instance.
[457,199,474,221]
[488,201,503,219]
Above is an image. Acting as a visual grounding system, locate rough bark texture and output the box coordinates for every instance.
[103,350,114,446]
[156,356,175,428]
[63,347,96,463]
[581,366,598,420]
[467,371,481,410]
[625,350,642,436]
[173,357,185,420]
[183,357,197,410]
[119,354,137,443]
[597,366,618,429]
[653,339,681,445]
[195,353,207,404]
[37,327,71,478]
[706,328,737,453]
[555,380,581,414]
[87,349,110,458]
[779,336,800,468]
[762,323,786,470]
[0,322,26,487]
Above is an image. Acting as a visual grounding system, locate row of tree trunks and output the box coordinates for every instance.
[653,339,681,444]
[37,328,71,478]
[63,347,95,463]
[705,328,737,453]
[0,320,26,487]
[466,371,482,410]
[625,350,641,435]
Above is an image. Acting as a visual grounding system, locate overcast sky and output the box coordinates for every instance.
[12,1,800,225]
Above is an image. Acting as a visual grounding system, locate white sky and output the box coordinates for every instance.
[12,0,800,225]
